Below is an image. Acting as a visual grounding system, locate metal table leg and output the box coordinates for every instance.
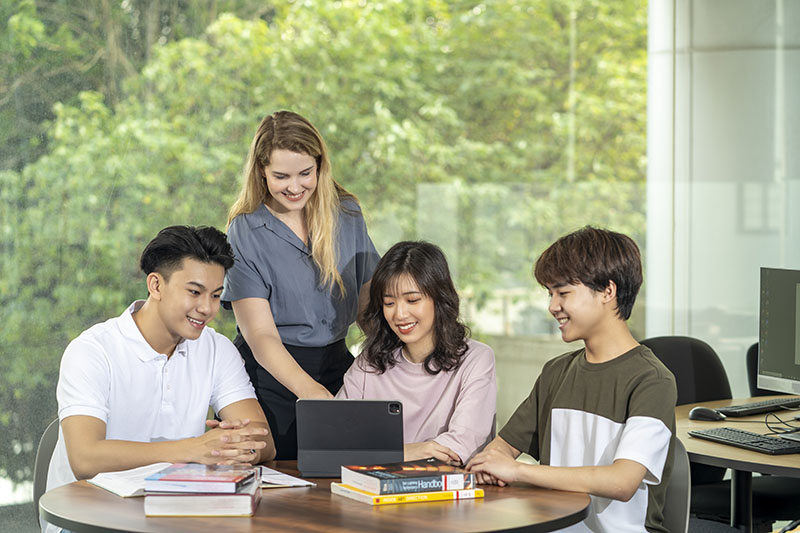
[730,470,753,532]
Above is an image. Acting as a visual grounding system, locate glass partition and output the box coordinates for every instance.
[0,1,648,525]
[647,0,800,395]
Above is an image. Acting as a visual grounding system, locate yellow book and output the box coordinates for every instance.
[331,482,484,505]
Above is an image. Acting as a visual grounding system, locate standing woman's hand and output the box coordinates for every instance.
[232,297,332,398]
[299,382,334,399]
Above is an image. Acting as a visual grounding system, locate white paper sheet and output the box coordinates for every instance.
[260,466,315,488]
[88,462,171,497]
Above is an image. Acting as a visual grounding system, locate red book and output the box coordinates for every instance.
[144,463,257,494]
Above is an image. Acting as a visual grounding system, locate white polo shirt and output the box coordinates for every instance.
[44,301,256,532]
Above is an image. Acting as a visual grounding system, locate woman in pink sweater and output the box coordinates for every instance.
[337,241,496,465]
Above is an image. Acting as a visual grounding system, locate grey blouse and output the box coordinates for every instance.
[222,199,380,347]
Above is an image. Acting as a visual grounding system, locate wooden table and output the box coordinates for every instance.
[40,461,591,532]
[676,397,800,532]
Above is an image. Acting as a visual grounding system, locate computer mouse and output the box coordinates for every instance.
[688,406,727,421]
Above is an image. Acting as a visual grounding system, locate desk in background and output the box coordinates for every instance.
[676,397,800,533]
[40,460,591,533]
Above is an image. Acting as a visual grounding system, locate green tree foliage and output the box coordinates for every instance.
[0,0,276,172]
[0,0,646,484]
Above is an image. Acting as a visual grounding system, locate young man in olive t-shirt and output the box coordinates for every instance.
[467,227,677,533]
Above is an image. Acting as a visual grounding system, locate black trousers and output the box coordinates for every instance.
[234,335,353,460]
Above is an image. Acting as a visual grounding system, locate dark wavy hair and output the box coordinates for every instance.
[140,225,235,279]
[359,241,469,375]
[533,226,642,320]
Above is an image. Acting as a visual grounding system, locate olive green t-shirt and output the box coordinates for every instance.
[499,345,677,532]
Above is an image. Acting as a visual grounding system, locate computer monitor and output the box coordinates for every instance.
[758,267,800,395]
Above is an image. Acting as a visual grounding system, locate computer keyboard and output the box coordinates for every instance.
[715,397,800,417]
[688,427,800,455]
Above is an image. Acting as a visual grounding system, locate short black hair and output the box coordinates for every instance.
[139,225,235,278]
[534,226,643,320]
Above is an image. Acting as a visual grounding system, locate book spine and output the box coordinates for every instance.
[144,481,240,493]
[378,473,475,495]
[331,483,484,506]
[251,483,262,514]
[143,484,261,517]
[341,468,384,494]
[372,488,483,505]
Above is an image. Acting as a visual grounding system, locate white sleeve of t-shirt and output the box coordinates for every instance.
[57,335,113,423]
[208,332,257,413]
[614,415,672,484]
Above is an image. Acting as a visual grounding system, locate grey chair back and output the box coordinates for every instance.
[33,418,59,526]
[640,336,732,405]
[640,336,730,485]
[663,438,691,533]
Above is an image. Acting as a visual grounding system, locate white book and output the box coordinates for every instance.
[144,478,261,517]
[87,462,171,497]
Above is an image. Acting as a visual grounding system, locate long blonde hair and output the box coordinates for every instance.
[228,111,356,295]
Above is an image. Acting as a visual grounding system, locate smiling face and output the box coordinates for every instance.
[546,281,606,344]
[382,274,436,362]
[154,258,225,345]
[262,149,318,215]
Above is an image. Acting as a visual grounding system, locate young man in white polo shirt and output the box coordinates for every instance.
[44,225,275,532]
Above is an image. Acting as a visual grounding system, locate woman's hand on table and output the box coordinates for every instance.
[404,441,461,465]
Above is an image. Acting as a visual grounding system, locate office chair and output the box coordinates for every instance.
[33,418,59,526]
[688,341,800,532]
[663,439,738,533]
[640,336,733,406]
[746,342,787,397]
[640,336,731,485]
[639,337,746,526]
[642,337,798,532]
[690,473,800,532]
[663,438,691,533]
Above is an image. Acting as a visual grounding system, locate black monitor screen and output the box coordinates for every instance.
[758,267,800,394]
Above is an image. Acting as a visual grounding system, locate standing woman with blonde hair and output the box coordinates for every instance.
[222,111,380,459]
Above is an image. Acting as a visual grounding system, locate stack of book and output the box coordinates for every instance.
[332,458,483,505]
[143,463,261,517]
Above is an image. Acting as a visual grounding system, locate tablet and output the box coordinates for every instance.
[296,399,404,477]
